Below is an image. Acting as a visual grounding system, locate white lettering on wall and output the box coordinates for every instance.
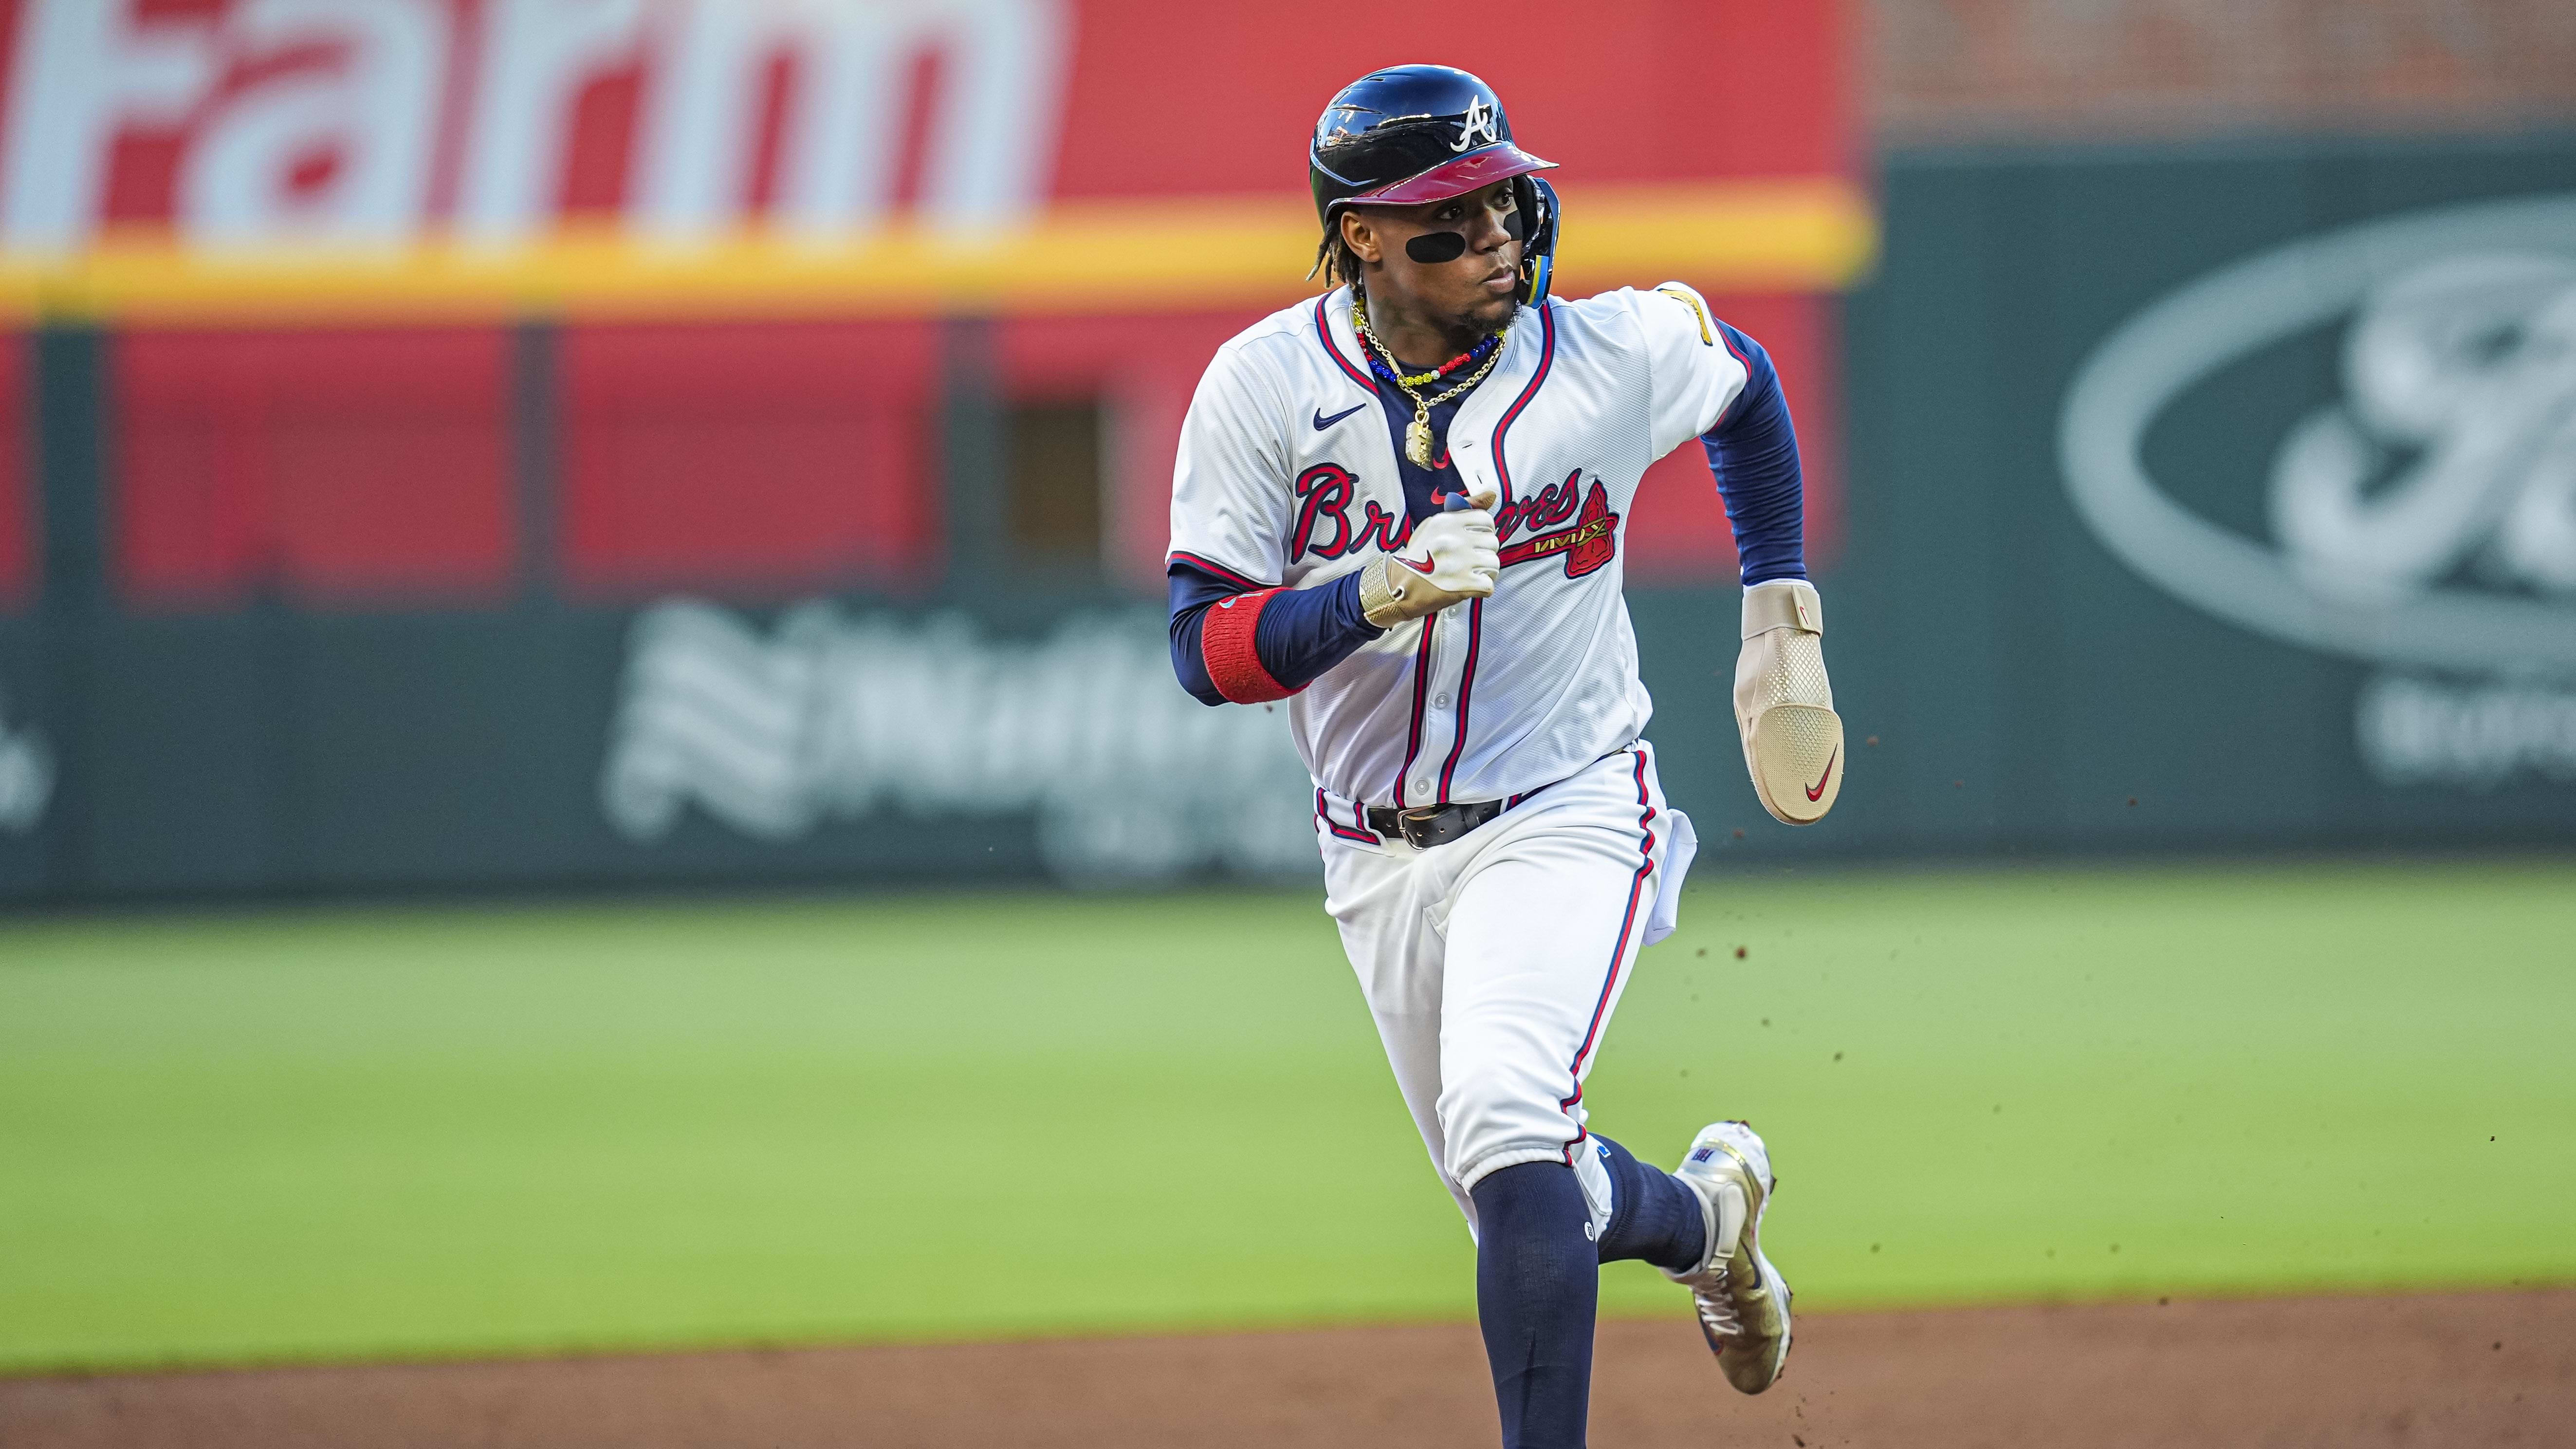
[906,0,1066,233]
[0,0,1070,252]
[180,0,447,245]
[633,0,1067,245]
[0,0,219,252]
[2271,254,2576,602]
[457,0,650,245]
[2060,192,2576,680]
[2358,675,2576,789]
[599,601,1317,883]
[0,689,53,836]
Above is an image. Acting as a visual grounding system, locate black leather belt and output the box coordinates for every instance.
[1366,799,1506,849]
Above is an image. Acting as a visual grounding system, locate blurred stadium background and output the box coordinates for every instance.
[0,1,2571,1443]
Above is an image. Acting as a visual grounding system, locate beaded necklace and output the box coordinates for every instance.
[1351,294,1509,469]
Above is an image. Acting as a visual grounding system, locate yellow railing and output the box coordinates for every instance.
[0,178,1876,326]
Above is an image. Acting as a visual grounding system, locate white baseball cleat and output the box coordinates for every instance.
[1664,1120,1793,1393]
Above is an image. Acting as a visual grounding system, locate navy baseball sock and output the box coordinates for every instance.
[1469,1161,1598,1449]
[1590,1135,1708,1273]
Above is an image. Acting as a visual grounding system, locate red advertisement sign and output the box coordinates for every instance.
[0,0,1863,315]
[0,0,1859,602]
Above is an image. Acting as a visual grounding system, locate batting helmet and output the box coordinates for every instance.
[1309,64,1562,306]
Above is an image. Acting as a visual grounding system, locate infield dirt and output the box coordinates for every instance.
[4,1289,2567,1448]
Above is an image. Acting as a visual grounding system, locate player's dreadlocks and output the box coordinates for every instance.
[1311,223,1366,292]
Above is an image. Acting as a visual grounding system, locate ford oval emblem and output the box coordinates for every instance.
[2059,192,2576,679]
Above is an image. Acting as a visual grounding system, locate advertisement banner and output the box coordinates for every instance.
[0,0,1867,323]
[599,600,1316,882]
[0,3,1872,903]
[1806,133,2576,856]
[12,132,2574,903]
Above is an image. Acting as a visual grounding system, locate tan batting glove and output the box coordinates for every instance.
[1734,579,1844,825]
[1360,488,1501,628]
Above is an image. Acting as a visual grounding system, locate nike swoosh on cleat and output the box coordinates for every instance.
[1804,749,1838,802]
[1313,403,1367,430]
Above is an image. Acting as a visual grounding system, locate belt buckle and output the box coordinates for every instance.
[1395,805,1445,850]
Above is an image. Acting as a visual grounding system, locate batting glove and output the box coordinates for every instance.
[1734,579,1844,825]
[1360,488,1501,628]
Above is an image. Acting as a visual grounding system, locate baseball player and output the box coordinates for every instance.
[1165,65,1842,1448]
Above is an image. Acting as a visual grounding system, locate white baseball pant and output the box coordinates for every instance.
[1314,742,1699,1236]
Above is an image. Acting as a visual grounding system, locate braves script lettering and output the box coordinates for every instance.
[1493,468,1585,543]
[1496,479,1619,578]
[1292,463,1415,561]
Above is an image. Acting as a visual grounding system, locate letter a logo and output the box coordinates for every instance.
[1452,96,1498,153]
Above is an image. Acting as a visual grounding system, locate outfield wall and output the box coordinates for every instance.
[3,130,2574,899]
[1797,130,2576,861]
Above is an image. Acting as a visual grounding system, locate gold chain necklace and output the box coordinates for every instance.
[1352,297,1510,469]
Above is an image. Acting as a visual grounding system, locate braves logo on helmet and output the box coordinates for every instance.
[1451,95,1499,152]
[1306,64,1564,307]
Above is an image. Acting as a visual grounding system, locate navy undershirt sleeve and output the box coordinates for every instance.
[1700,321,1808,587]
[1168,562,1384,706]
[1167,566,1236,706]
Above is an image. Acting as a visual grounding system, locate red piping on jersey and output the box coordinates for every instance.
[1490,299,1559,505]
[1434,597,1482,803]
[1316,788,1380,845]
[1391,619,1437,807]
[1315,292,1374,389]
[1199,588,1296,703]
[1424,301,1554,806]
[1168,550,1273,592]
[1558,744,1658,1163]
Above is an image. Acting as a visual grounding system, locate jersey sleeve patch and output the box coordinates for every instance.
[1638,280,1749,456]
[1653,283,1717,346]
[1198,588,1297,703]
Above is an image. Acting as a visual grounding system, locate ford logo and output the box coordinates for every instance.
[2059,192,2576,679]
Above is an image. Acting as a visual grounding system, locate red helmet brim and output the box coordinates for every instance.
[1344,143,1557,209]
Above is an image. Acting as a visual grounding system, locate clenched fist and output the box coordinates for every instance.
[1360,488,1502,627]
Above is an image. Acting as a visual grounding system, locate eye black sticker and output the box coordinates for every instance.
[1406,232,1468,264]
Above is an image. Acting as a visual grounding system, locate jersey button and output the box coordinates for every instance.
[1434,692,1452,709]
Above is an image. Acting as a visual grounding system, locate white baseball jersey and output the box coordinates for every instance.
[1168,282,1753,808]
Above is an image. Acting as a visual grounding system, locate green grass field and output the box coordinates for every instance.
[3,860,2571,1374]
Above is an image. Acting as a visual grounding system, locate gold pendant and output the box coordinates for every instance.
[1406,414,1435,469]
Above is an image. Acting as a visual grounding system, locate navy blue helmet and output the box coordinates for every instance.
[1309,64,1562,305]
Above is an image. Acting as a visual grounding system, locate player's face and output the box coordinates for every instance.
[1349,181,1522,336]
